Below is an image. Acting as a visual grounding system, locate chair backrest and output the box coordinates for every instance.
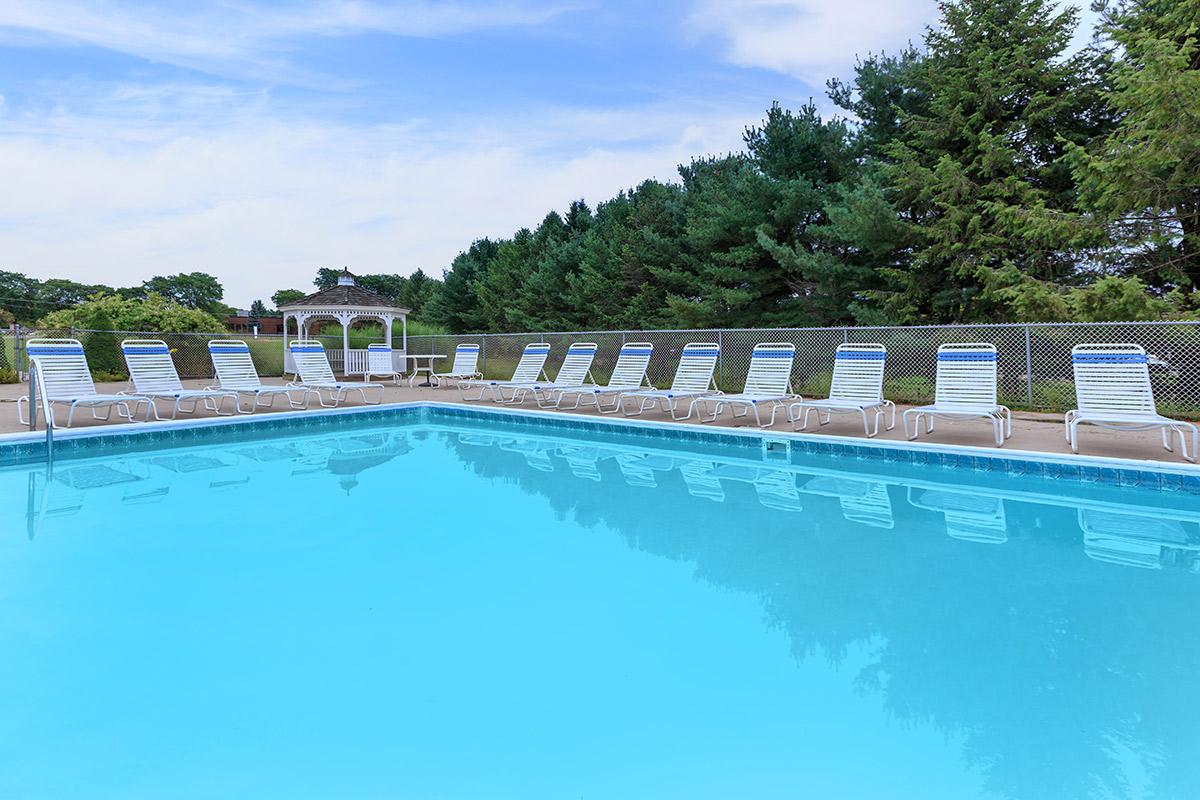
[552,342,597,386]
[510,343,551,383]
[1071,343,1157,416]
[742,343,795,396]
[26,338,98,400]
[670,343,719,392]
[367,344,395,375]
[209,340,263,390]
[829,343,886,403]
[122,339,184,394]
[447,344,481,376]
[934,343,998,408]
[607,342,653,388]
[289,340,337,384]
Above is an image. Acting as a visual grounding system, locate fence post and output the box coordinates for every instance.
[1024,326,1034,407]
[14,326,23,379]
[480,333,487,377]
[717,330,725,388]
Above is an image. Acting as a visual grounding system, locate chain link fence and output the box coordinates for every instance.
[3,321,1199,417]
[411,321,1200,418]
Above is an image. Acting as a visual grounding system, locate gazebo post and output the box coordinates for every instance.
[342,314,351,377]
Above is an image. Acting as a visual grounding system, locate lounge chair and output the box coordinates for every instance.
[428,343,483,387]
[120,339,241,420]
[208,340,307,412]
[460,343,552,402]
[903,343,1011,446]
[789,343,895,437]
[691,342,797,427]
[17,338,156,428]
[364,344,403,385]
[1066,343,1197,462]
[619,342,720,420]
[553,342,654,412]
[492,342,597,407]
[287,341,385,407]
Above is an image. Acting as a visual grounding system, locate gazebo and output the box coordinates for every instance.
[279,269,410,377]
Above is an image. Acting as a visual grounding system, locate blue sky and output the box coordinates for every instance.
[0,1,1097,306]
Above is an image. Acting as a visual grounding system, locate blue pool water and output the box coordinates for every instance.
[1,410,1198,799]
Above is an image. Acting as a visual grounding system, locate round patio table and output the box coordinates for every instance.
[405,354,446,387]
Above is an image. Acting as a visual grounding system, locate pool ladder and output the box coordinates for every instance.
[27,357,54,461]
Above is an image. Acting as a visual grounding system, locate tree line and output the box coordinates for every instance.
[419,0,1200,333]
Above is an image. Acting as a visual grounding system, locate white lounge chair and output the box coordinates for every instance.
[903,343,1011,446]
[691,342,797,427]
[18,338,156,428]
[287,341,385,407]
[619,342,720,420]
[789,343,895,437]
[460,343,552,402]
[121,339,241,420]
[364,344,403,385]
[208,340,307,412]
[1066,343,1197,462]
[553,342,654,412]
[493,342,597,407]
[428,343,482,387]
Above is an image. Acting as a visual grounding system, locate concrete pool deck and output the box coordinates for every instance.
[0,378,1195,466]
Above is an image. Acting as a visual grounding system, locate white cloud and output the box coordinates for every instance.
[0,1,581,84]
[0,96,751,306]
[687,0,1107,84]
[685,0,936,83]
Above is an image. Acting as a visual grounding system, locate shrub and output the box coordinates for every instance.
[0,367,18,384]
[81,310,127,379]
[38,292,227,333]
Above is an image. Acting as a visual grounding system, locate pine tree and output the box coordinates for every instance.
[1072,0,1200,289]
[884,0,1111,322]
[424,239,498,333]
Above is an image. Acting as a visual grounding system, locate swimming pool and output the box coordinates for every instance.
[1,406,1197,799]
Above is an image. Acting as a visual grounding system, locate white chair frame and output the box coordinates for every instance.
[903,343,1012,447]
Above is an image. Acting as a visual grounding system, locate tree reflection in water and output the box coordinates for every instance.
[446,427,1200,800]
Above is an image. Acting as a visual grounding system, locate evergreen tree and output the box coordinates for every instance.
[884,0,1111,322]
[248,300,267,324]
[1072,0,1200,289]
[424,239,499,332]
[829,47,929,160]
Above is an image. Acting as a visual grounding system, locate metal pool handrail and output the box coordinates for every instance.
[27,356,54,458]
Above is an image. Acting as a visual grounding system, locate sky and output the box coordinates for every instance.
[0,0,1099,308]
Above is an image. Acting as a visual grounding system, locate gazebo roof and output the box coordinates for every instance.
[280,269,410,313]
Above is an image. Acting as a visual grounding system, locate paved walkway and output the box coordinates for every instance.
[0,378,1193,465]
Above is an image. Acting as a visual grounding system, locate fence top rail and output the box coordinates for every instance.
[33,319,1200,341]
[398,320,1200,338]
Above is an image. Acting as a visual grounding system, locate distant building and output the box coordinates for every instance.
[226,312,285,334]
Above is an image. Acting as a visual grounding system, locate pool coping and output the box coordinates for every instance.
[1,400,1197,489]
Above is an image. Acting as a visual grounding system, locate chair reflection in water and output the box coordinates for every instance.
[800,477,894,529]
[907,487,1008,543]
[499,439,557,472]
[1078,509,1199,570]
